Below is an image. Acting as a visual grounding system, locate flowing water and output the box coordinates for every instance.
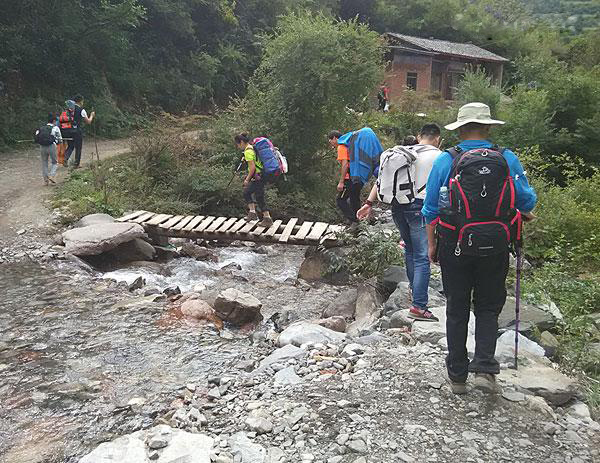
[0,244,338,462]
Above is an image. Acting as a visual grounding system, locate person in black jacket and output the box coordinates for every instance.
[64,95,95,168]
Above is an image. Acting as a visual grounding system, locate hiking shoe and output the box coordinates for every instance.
[407,307,439,322]
[258,217,273,228]
[472,373,501,394]
[245,212,259,221]
[447,378,468,395]
[48,176,56,184]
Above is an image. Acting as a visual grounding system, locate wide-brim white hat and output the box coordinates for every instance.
[445,102,505,131]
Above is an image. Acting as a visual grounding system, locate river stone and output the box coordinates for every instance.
[180,242,218,262]
[321,289,357,319]
[79,425,213,463]
[75,213,115,228]
[274,366,303,386]
[316,316,347,333]
[498,358,578,405]
[180,299,220,323]
[63,222,146,256]
[229,432,267,463]
[298,247,350,285]
[278,321,346,347]
[411,307,446,344]
[258,344,307,370]
[214,288,262,326]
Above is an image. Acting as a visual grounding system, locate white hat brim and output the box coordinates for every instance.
[445,118,505,131]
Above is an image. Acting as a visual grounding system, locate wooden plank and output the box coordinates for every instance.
[217,217,238,233]
[172,215,195,231]
[227,218,248,234]
[182,216,205,232]
[279,218,299,243]
[117,210,146,222]
[263,219,283,238]
[160,215,185,230]
[306,222,329,241]
[251,225,267,236]
[133,212,156,224]
[292,221,314,241]
[321,224,346,242]
[205,217,227,233]
[239,220,259,234]
[195,216,216,233]
[146,214,173,226]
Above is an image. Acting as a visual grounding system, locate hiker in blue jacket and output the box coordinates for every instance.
[422,102,537,395]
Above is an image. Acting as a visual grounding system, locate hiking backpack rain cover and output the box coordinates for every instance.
[34,125,55,146]
[376,145,418,204]
[337,127,383,185]
[436,146,522,256]
[252,137,282,176]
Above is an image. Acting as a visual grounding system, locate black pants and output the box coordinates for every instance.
[337,180,363,223]
[64,130,83,166]
[439,245,509,382]
[243,173,273,212]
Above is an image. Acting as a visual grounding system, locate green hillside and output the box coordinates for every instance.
[526,0,600,31]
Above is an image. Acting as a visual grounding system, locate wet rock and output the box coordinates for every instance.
[180,299,220,324]
[110,238,156,262]
[164,286,181,297]
[321,289,358,320]
[316,316,347,333]
[278,321,346,347]
[229,432,267,463]
[180,242,218,262]
[79,425,213,463]
[128,276,145,291]
[379,265,408,298]
[298,247,350,285]
[126,261,172,276]
[75,213,115,228]
[499,358,578,405]
[214,288,262,326]
[63,222,146,256]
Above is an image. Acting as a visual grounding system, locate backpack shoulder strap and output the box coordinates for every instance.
[447,146,463,159]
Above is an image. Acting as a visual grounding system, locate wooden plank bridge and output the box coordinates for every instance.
[117,211,346,246]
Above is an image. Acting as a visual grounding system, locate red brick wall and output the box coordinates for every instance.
[385,53,433,103]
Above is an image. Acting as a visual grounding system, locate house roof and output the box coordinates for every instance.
[385,33,509,63]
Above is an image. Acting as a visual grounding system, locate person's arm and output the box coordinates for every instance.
[82,109,95,124]
[427,223,438,263]
[244,160,256,187]
[338,159,348,191]
[357,184,378,220]
[507,150,537,214]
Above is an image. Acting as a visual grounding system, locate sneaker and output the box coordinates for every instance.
[407,307,439,322]
[471,373,501,394]
[48,176,56,184]
[258,217,273,228]
[245,211,259,221]
[43,179,49,186]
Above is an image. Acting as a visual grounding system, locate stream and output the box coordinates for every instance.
[0,244,340,462]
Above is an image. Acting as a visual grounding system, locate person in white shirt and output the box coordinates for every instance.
[35,113,63,185]
[357,123,442,321]
[64,95,95,168]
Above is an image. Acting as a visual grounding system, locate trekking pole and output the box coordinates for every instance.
[216,158,244,206]
[92,109,100,164]
[514,242,523,370]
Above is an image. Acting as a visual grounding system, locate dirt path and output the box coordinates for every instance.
[0,138,130,246]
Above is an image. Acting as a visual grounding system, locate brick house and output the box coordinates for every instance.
[384,33,509,101]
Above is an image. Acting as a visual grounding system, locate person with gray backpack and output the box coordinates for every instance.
[357,124,442,321]
[34,113,63,185]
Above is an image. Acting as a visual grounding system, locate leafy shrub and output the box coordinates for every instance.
[455,68,502,116]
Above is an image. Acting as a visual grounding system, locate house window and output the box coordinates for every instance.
[406,72,418,90]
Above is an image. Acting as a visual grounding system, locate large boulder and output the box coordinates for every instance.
[383,282,412,315]
[347,280,383,337]
[63,222,146,256]
[498,297,561,333]
[180,242,218,262]
[278,321,346,347]
[379,265,408,299]
[79,425,213,463]
[107,238,156,263]
[297,247,350,285]
[411,306,447,344]
[180,300,222,328]
[316,316,347,333]
[229,432,266,463]
[321,289,357,319]
[75,213,115,228]
[214,288,262,326]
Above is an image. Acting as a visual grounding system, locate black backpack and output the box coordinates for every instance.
[437,145,522,256]
[34,125,56,146]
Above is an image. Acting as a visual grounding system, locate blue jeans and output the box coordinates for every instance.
[392,199,430,309]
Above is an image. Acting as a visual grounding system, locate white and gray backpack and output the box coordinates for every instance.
[377,145,421,204]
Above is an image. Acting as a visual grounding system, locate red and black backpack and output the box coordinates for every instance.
[436,145,522,256]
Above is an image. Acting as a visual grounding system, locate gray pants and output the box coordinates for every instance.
[41,145,58,181]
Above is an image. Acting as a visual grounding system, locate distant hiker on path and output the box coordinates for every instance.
[422,102,537,395]
[34,113,62,185]
[328,128,383,226]
[358,124,442,321]
[64,95,95,168]
[378,83,389,112]
[235,133,274,228]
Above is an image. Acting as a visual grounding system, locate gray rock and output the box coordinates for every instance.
[274,367,303,386]
[180,243,218,262]
[266,448,286,463]
[494,331,545,363]
[498,297,560,333]
[347,280,383,337]
[347,438,368,454]
[389,310,414,329]
[395,451,415,463]
[278,322,346,347]
[321,289,358,319]
[568,402,591,419]
[539,331,560,357]
[75,213,115,228]
[502,391,526,402]
[79,425,213,463]
[214,288,262,326]
[63,222,146,256]
[316,316,347,333]
[298,247,350,285]
[411,306,446,344]
[379,265,408,297]
[258,344,307,370]
[128,276,145,291]
[383,282,412,314]
[245,416,273,434]
[229,432,267,463]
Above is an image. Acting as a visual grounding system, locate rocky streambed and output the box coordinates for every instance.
[0,213,599,463]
